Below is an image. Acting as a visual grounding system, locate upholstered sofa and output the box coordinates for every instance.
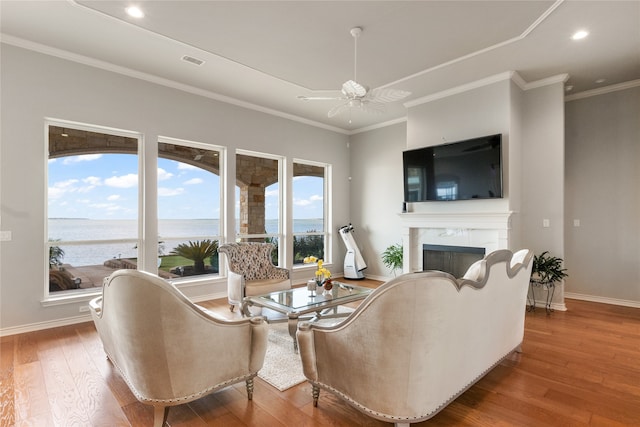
[218,242,291,311]
[90,269,268,427]
[297,249,533,426]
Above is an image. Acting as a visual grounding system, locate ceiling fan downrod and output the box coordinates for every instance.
[350,27,362,83]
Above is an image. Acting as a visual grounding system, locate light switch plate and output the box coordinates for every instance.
[0,231,11,241]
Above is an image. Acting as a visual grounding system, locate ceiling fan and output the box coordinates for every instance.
[297,27,411,119]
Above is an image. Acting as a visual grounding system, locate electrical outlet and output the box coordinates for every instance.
[79,305,90,313]
[0,231,11,241]
[543,219,550,228]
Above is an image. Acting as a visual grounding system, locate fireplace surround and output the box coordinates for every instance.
[399,211,513,274]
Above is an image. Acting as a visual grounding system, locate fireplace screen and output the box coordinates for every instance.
[423,244,485,278]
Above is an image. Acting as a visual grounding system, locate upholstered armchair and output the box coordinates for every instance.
[297,249,533,427]
[89,269,268,427]
[218,242,291,311]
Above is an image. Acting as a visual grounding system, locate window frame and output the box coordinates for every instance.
[292,159,331,268]
[44,118,144,301]
[157,136,226,282]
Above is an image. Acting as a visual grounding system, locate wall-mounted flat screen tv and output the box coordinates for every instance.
[403,134,503,202]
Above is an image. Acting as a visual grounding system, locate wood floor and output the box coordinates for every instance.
[1,279,639,426]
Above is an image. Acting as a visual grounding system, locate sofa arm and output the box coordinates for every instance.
[249,317,268,373]
[89,296,103,317]
[296,322,318,381]
[227,270,245,306]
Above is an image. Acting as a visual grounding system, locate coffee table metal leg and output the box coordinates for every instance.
[288,315,299,353]
[241,299,253,317]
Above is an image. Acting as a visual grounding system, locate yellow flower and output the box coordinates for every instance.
[305,255,331,283]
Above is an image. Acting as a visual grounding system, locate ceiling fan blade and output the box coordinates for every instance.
[297,95,345,101]
[327,101,351,118]
[360,100,387,115]
[342,80,368,98]
[366,87,411,103]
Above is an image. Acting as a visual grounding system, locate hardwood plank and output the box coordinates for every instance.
[0,335,15,427]
[2,284,640,427]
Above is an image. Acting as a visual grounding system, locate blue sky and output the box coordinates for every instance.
[48,154,324,220]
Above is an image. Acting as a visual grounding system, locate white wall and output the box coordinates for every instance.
[564,87,640,304]
[0,45,349,332]
[348,123,407,279]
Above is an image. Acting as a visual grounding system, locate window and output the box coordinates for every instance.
[157,138,223,279]
[293,161,328,264]
[235,151,282,264]
[47,121,140,294]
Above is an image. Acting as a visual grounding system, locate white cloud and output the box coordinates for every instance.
[48,179,79,199]
[63,154,103,164]
[157,168,173,181]
[83,176,102,185]
[158,187,185,197]
[105,173,138,188]
[177,163,198,171]
[107,194,121,201]
[265,189,279,198]
[294,194,323,206]
[184,178,203,185]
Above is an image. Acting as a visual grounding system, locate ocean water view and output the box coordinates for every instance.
[49,218,324,266]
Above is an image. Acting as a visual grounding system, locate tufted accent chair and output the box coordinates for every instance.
[218,242,291,311]
[89,269,268,427]
[297,249,533,426]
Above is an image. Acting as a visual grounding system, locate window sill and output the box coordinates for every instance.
[41,289,101,307]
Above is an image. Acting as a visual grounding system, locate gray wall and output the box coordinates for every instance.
[0,45,350,331]
[348,123,407,278]
[350,76,568,308]
[565,87,640,303]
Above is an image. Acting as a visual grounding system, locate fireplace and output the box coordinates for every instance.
[399,211,513,274]
[423,244,485,278]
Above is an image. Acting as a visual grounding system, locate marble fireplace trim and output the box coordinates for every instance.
[399,211,513,274]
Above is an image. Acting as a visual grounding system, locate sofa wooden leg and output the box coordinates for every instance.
[312,385,320,407]
[153,406,169,427]
[246,378,254,400]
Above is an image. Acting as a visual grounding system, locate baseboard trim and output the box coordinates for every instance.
[0,291,227,337]
[564,292,640,309]
[0,314,93,337]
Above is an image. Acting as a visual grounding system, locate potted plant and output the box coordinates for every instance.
[531,251,568,284]
[382,243,403,277]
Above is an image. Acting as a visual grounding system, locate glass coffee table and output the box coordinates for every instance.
[241,281,373,352]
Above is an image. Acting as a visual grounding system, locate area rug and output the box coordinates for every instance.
[258,307,354,391]
[258,322,306,391]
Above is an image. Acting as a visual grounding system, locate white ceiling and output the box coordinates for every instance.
[1,0,639,133]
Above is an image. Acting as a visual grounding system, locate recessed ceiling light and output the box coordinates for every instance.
[565,85,573,92]
[126,6,144,18]
[571,30,589,40]
[595,78,606,84]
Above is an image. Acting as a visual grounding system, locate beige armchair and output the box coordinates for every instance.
[218,242,291,311]
[89,269,268,427]
[297,249,533,427]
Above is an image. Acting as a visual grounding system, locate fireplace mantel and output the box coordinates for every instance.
[398,211,513,230]
[398,211,514,274]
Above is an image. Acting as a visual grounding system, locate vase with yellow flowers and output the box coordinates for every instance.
[304,256,332,290]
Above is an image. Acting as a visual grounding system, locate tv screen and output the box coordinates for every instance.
[403,134,502,202]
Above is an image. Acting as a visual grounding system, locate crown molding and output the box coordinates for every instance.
[565,79,640,102]
[0,35,350,135]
